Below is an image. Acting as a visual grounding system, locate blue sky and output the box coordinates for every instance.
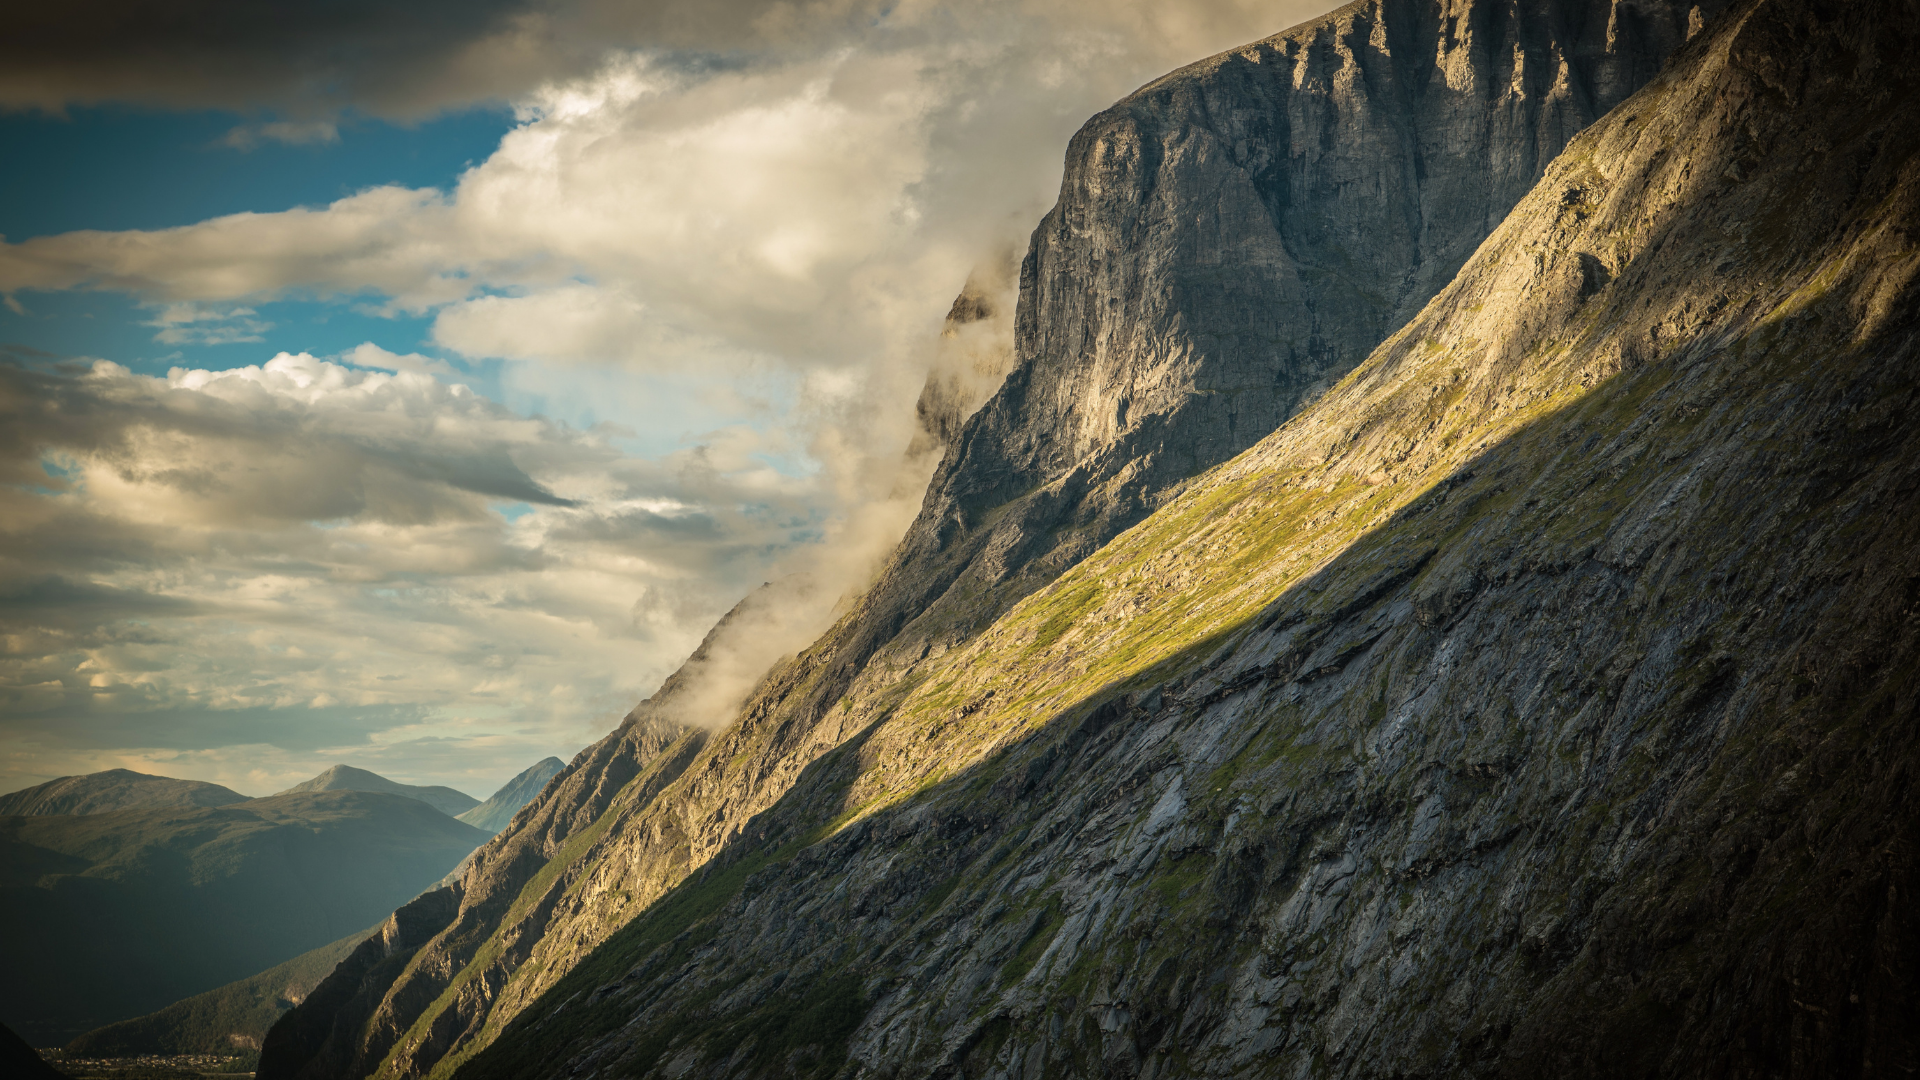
[0,0,1323,797]
[0,106,511,394]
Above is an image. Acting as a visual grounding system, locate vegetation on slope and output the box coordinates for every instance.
[1,791,486,1046]
[437,0,1920,1075]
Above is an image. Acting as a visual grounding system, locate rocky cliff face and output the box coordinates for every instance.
[429,0,1917,1074]
[254,0,1889,1077]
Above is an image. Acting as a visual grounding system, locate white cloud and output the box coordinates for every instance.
[144,302,274,345]
[0,353,831,793]
[0,0,1340,794]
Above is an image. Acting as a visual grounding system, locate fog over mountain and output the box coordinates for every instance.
[0,0,1337,800]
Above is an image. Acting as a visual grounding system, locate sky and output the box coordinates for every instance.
[0,0,1334,799]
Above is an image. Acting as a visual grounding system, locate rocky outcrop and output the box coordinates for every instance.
[258,1,1734,1077]
[425,0,1920,1074]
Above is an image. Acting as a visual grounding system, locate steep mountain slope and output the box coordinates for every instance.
[456,759,565,834]
[405,0,1915,1075]
[64,930,369,1057]
[278,766,480,819]
[1,1021,66,1079]
[257,4,1717,1077]
[0,792,487,1045]
[0,769,246,816]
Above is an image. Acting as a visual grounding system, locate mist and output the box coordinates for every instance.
[0,0,1338,792]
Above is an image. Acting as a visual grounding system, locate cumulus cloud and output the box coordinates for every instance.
[0,0,1337,794]
[0,352,837,793]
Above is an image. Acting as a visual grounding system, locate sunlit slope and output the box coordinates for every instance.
[438,0,1920,1075]
[255,5,1719,1077]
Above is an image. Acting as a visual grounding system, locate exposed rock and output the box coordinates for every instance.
[427,0,1920,1075]
[256,0,1772,1077]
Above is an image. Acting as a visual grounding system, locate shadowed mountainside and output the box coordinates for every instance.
[0,769,246,817]
[1,791,487,1046]
[257,0,1733,1077]
[403,0,1914,1073]
[63,930,369,1058]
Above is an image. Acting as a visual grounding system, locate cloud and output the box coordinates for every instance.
[0,0,1339,795]
[0,0,1311,118]
[0,352,837,793]
[218,119,342,150]
[144,303,274,345]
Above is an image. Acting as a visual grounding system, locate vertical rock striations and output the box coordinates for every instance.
[259,1,1729,1077]
[435,0,1920,1074]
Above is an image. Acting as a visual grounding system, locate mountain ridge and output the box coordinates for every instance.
[2,790,488,1046]
[430,0,1920,1073]
[456,758,566,835]
[256,0,1732,1077]
[277,765,480,819]
[0,769,247,817]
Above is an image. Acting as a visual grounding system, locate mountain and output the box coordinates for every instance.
[277,765,480,819]
[0,791,488,1046]
[63,930,369,1058]
[455,759,566,834]
[438,0,1920,1072]
[0,769,247,817]
[254,1,1742,1078]
[1,1020,66,1080]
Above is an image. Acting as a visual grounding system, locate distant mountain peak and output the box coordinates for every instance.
[0,769,247,817]
[274,765,479,819]
[455,757,567,835]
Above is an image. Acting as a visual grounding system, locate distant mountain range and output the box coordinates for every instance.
[454,757,564,833]
[274,764,480,818]
[0,790,488,1046]
[0,769,247,816]
[0,757,571,1056]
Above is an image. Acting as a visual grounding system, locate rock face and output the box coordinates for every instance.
[427,0,1917,1075]
[255,0,1808,1077]
[0,769,246,816]
[456,758,567,834]
[277,765,481,819]
[1,791,488,1046]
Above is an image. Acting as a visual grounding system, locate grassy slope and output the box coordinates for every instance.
[443,0,1920,1073]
